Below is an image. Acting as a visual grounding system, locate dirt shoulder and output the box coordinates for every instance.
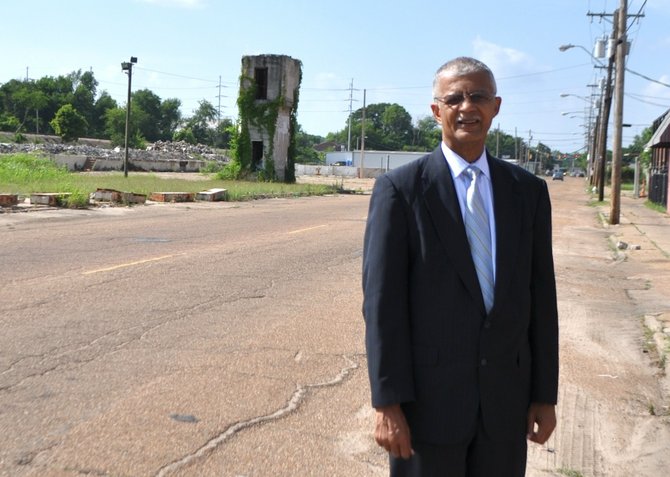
[526,178,670,477]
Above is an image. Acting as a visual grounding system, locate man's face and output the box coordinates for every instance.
[431,70,501,161]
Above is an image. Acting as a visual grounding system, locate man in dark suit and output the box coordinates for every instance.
[362,57,559,476]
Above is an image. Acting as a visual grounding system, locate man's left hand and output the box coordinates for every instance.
[526,403,556,444]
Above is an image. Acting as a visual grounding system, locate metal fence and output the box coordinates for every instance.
[649,171,668,206]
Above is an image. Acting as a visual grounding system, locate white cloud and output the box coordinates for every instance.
[644,74,670,99]
[472,36,537,80]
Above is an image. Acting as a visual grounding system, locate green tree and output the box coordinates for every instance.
[69,70,98,136]
[183,100,218,144]
[294,124,324,164]
[132,89,162,142]
[173,127,197,144]
[331,103,415,151]
[380,103,413,149]
[50,104,88,142]
[485,128,520,159]
[91,91,118,137]
[159,98,182,141]
[212,117,234,149]
[0,79,48,133]
[413,115,441,151]
[105,104,144,148]
[35,74,76,134]
[625,126,653,169]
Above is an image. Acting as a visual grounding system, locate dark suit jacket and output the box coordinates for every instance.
[362,147,558,445]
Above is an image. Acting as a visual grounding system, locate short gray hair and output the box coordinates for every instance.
[432,57,497,97]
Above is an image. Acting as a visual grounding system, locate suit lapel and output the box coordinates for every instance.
[488,154,522,313]
[422,149,484,310]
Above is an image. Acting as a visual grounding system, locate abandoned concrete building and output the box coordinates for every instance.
[238,54,302,182]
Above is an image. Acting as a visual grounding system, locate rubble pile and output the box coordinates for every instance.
[147,140,218,156]
[0,142,120,157]
[0,141,229,163]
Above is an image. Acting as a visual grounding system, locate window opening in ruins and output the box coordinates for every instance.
[252,141,264,170]
[254,68,268,100]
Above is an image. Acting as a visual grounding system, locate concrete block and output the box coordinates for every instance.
[93,189,146,204]
[149,192,195,203]
[196,188,228,201]
[0,194,18,207]
[30,193,71,206]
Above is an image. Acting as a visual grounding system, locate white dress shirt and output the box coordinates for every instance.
[440,142,497,281]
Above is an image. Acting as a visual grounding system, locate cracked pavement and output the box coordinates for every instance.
[2,177,669,476]
[0,194,381,476]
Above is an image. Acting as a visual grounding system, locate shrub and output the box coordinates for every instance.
[216,160,242,180]
[50,104,88,142]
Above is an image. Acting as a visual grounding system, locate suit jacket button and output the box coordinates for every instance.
[481,358,487,366]
[483,321,491,329]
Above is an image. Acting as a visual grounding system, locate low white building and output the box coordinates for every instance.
[326,150,427,171]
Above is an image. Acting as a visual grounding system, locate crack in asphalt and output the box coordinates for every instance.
[0,289,274,393]
[154,354,359,477]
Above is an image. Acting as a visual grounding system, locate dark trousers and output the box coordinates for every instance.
[389,414,527,477]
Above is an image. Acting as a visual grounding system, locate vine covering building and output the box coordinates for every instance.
[238,55,302,182]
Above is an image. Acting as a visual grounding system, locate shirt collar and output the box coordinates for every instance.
[440,142,490,180]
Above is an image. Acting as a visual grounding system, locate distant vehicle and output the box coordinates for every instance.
[570,169,585,177]
[552,170,564,181]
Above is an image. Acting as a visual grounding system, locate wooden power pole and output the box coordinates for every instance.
[609,0,627,224]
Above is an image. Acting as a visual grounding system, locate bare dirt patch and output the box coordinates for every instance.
[526,178,670,477]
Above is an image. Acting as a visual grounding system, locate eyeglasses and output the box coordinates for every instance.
[434,91,496,107]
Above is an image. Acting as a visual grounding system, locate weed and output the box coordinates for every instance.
[558,468,584,477]
[642,324,656,353]
[645,200,667,214]
[199,160,226,174]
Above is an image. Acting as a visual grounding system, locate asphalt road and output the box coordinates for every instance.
[2,177,669,477]
[0,195,382,476]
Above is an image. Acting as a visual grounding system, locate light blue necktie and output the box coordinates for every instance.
[463,166,494,312]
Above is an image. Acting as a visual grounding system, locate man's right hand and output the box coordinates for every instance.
[374,404,414,459]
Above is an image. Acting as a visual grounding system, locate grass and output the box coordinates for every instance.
[0,153,339,207]
[558,468,584,477]
[645,200,667,214]
[621,182,634,191]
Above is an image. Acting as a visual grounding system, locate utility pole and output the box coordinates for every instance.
[347,79,354,152]
[514,127,518,162]
[216,75,223,125]
[588,4,643,207]
[596,13,617,202]
[359,89,366,179]
[609,0,627,225]
[590,109,600,185]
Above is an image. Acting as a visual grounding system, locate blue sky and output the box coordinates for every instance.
[2,0,669,153]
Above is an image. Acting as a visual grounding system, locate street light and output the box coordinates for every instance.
[121,56,138,178]
[558,43,605,67]
[559,41,612,200]
[560,93,593,104]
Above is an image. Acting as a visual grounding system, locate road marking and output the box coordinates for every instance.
[82,253,184,275]
[288,224,327,234]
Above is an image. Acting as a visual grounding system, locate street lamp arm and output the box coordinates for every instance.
[560,93,594,103]
[558,44,606,67]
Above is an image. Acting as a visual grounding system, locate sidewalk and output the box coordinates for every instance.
[598,190,670,393]
[608,191,670,259]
